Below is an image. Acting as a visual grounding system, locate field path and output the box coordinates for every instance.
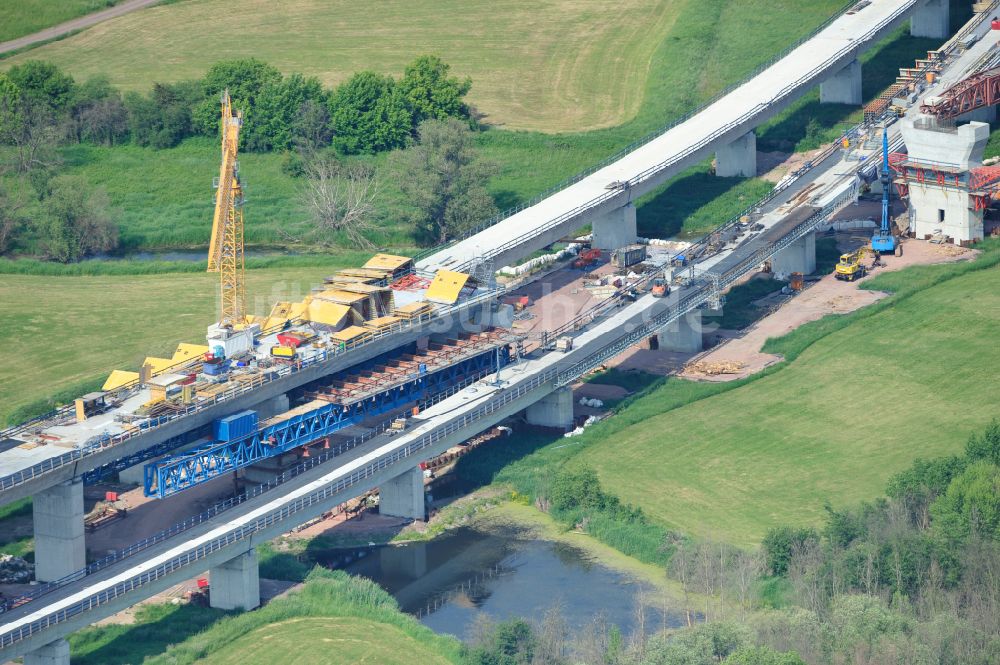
[0,0,161,55]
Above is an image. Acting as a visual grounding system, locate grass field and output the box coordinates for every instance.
[1,0,682,133]
[573,256,1000,546]
[0,265,335,425]
[201,617,453,665]
[0,0,120,43]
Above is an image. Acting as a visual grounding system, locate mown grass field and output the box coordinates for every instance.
[202,617,454,665]
[1,0,682,133]
[0,265,336,425]
[575,254,1000,546]
[0,0,121,43]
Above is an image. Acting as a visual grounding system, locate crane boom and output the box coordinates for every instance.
[207,90,246,326]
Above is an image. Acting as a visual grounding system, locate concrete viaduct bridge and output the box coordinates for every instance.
[0,1,986,662]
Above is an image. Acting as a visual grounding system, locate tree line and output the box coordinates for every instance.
[0,56,498,260]
[0,55,472,156]
[450,420,1000,665]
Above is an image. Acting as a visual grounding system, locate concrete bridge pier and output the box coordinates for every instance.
[592,203,637,251]
[659,310,703,353]
[33,478,85,583]
[911,0,949,39]
[820,59,862,105]
[525,386,574,430]
[23,639,70,665]
[715,131,757,177]
[210,548,260,610]
[378,466,426,521]
[770,232,816,276]
[901,118,989,244]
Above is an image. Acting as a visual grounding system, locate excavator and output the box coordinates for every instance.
[834,245,882,281]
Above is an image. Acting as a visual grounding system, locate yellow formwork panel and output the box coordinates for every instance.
[102,370,140,391]
[171,343,209,362]
[331,325,372,345]
[425,270,470,304]
[142,356,175,374]
[315,289,369,304]
[363,253,413,273]
[305,300,351,327]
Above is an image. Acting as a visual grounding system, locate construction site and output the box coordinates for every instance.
[3,1,1000,662]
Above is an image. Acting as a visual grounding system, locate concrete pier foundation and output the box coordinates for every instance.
[910,0,949,39]
[770,233,816,276]
[210,549,260,610]
[715,131,757,178]
[592,204,637,251]
[659,310,703,353]
[378,466,426,521]
[33,479,85,583]
[820,59,862,105]
[901,118,990,244]
[23,639,70,665]
[525,386,574,430]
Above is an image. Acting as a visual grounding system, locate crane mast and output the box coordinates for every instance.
[207,90,246,326]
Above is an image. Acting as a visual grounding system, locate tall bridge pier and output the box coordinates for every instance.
[210,549,261,611]
[821,59,863,105]
[716,132,757,178]
[33,480,85,583]
[770,232,817,276]
[911,0,949,38]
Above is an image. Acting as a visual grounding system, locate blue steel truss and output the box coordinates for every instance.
[144,345,509,498]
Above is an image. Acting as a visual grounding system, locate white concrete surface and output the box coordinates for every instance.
[820,59,862,104]
[901,118,989,243]
[525,386,574,429]
[378,466,425,521]
[592,203,638,250]
[32,480,85,583]
[716,131,757,177]
[23,639,69,665]
[209,549,260,611]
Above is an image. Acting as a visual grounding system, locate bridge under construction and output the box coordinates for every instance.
[3,1,1000,662]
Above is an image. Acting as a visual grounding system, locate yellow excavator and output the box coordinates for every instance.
[834,246,882,281]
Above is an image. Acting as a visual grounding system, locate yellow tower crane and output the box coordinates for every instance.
[207,90,246,327]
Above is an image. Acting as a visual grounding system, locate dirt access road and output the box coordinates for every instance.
[0,0,161,55]
[682,239,976,382]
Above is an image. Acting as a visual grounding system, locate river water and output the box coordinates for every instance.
[317,526,690,640]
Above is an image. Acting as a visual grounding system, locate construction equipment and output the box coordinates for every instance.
[573,248,601,269]
[871,129,901,256]
[834,246,880,281]
[650,277,669,298]
[207,90,247,327]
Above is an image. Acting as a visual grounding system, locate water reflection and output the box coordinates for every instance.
[317,527,690,640]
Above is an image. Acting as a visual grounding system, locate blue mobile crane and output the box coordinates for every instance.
[871,128,902,256]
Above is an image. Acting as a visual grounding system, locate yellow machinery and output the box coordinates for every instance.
[207,90,246,326]
[834,246,880,281]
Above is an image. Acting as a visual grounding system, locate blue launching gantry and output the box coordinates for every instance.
[143,334,513,498]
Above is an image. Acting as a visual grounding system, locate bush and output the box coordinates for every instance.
[36,175,118,262]
[328,71,411,154]
[761,525,818,576]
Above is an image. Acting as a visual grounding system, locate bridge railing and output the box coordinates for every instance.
[416,0,914,265]
[0,289,500,495]
[438,1,918,272]
[0,179,864,653]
